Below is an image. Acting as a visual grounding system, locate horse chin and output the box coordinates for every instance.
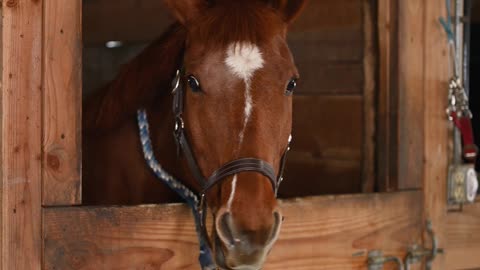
[213,236,264,270]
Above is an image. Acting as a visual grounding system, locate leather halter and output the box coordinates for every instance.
[171,68,291,219]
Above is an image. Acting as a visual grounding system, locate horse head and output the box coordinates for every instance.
[163,1,306,269]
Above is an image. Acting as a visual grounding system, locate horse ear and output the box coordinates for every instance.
[163,0,208,25]
[268,0,308,24]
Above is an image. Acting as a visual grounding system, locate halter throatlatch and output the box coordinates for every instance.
[137,68,291,270]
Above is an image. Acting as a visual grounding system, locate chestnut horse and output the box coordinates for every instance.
[83,0,306,269]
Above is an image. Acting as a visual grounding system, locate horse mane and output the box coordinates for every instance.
[83,23,186,133]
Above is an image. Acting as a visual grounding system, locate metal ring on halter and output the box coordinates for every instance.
[174,116,185,132]
[171,69,181,94]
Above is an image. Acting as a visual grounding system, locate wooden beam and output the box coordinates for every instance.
[422,0,450,268]
[1,0,43,269]
[445,203,480,269]
[43,0,82,206]
[377,0,399,191]
[43,192,423,269]
[397,0,426,190]
[362,0,376,192]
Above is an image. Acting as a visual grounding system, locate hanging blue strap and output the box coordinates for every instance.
[439,0,455,42]
[137,109,215,270]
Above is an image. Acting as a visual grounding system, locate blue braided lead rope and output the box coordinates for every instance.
[137,109,216,270]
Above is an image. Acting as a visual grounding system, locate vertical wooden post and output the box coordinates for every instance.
[377,0,399,191]
[0,0,43,269]
[42,0,82,206]
[397,0,426,190]
[362,0,377,193]
[422,0,449,268]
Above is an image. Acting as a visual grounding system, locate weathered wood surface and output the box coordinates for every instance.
[421,0,450,269]
[362,0,376,192]
[0,0,43,269]
[43,0,82,206]
[445,203,480,269]
[44,191,422,270]
[397,0,426,191]
[376,0,399,192]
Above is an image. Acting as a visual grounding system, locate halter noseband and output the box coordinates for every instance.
[171,68,291,213]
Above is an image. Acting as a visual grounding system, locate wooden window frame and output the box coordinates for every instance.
[2,1,479,269]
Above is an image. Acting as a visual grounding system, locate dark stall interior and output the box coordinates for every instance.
[82,0,377,199]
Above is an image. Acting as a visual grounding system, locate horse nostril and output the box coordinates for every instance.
[216,212,236,248]
[266,210,283,246]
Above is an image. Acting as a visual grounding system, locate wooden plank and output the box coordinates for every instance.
[397,0,426,190]
[43,191,423,270]
[422,0,450,268]
[377,0,400,192]
[289,0,363,33]
[83,0,363,45]
[362,0,376,192]
[280,153,362,196]
[0,0,43,269]
[292,96,363,156]
[288,30,363,63]
[43,0,82,205]
[445,203,480,269]
[295,63,364,95]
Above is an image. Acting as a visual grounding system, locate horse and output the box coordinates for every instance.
[83,0,306,269]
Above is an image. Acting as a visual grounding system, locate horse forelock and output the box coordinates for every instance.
[189,1,286,50]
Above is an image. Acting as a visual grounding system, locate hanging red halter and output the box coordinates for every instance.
[447,77,478,163]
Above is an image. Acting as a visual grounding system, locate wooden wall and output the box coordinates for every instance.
[82,0,374,196]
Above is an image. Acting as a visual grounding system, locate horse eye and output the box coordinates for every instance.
[285,78,297,95]
[187,75,201,92]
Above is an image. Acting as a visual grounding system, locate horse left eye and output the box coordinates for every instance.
[187,75,201,93]
[285,78,297,95]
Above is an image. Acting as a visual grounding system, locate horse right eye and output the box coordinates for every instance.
[187,75,201,93]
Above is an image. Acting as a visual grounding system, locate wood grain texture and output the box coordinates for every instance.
[362,0,376,192]
[397,0,426,190]
[295,62,364,95]
[422,0,450,268]
[0,0,43,269]
[43,0,82,206]
[43,191,423,270]
[376,0,399,192]
[445,203,480,270]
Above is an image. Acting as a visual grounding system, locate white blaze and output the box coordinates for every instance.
[225,42,264,144]
[224,42,264,210]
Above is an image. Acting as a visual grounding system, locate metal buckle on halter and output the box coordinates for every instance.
[174,116,185,156]
[198,193,206,226]
[171,69,181,94]
[174,115,185,132]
